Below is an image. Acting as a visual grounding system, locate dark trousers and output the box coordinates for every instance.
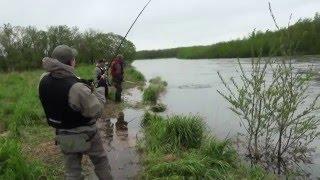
[113,78,123,102]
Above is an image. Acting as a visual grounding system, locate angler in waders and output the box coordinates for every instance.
[111,55,125,102]
[38,45,112,180]
[95,59,108,101]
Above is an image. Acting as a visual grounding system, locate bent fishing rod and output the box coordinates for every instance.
[106,0,152,70]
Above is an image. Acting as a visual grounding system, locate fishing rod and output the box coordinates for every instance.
[106,0,152,69]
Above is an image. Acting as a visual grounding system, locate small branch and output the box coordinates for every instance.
[268,2,280,30]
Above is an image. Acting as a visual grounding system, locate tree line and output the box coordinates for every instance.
[136,13,320,59]
[0,24,136,71]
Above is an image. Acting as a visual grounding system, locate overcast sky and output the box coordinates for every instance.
[0,0,319,50]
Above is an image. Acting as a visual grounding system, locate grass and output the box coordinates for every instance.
[0,64,146,179]
[0,137,46,179]
[0,70,45,136]
[150,103,167,112]
[125,66,145,82]
[143,77,167,104]
[139,112,273,179]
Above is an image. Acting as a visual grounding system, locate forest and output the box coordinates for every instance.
[136,13,320,59]
[0,24,136,71]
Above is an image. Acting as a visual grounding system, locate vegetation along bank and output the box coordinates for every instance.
[136,13,320,59]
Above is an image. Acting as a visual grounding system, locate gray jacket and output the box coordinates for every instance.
[40,57,103,133]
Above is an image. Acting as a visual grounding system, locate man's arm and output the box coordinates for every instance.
[68,83,103,119]
[95,67,102,80]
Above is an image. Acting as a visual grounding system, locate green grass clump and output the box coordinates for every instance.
[0,138,45,179]
[150,103,167,113]
[139,113,269,179]
[164,116,205,149]
[143,77,167,104]
[143,84,162,104]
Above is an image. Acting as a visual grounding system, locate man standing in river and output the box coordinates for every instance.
[111,55,125,102]
[38,45,112,180]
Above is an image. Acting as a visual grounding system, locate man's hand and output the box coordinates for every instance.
[79,79,95,92]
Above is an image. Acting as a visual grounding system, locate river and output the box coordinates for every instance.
[132,58,320,178]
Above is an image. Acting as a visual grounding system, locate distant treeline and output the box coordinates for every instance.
[136,13,320,60]
[0,24,136,71]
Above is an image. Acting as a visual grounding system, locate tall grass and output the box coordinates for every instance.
[164,116,205,149]
[138,112,268,179]
[0,138,45,179]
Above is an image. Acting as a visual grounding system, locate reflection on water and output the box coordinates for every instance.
[95,108,144,180]
[133,58,320,178]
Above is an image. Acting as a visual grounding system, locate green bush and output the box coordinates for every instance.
[0,138,45,179]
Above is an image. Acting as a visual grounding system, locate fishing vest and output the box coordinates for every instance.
[39,74,92,129]
[97,67,106,80]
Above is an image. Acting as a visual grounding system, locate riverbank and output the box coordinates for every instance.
[0,65,146,179]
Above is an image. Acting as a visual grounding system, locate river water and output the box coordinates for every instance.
[132,58,320,178]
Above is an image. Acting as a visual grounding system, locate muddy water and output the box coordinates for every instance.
[87,89,144,180]
[132,58,320,178]
[99,108,144,180]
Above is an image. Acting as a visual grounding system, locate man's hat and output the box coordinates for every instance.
[51,45,77,64]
